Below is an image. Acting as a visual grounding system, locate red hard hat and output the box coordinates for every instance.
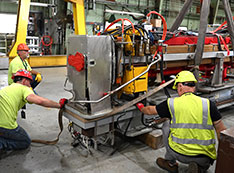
[12,69,33,81]
[17,43,29,51]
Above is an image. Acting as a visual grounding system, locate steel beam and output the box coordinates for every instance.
[158,0,164,16]
[169,0,193,32]
[194,0,211,81]
[222,0,234,56]
[212,0,220,24]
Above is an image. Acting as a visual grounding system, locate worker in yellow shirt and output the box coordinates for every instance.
[8,43,42,89]
[0,69,67,155]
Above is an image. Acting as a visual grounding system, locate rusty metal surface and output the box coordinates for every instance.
[216,127,234,173]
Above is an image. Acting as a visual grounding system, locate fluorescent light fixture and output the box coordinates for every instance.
[105,9,144,17]
[15,1,55,7]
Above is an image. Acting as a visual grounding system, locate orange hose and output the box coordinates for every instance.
[122,18,135,34]
[152,50,158,60]
[97,18,135,36]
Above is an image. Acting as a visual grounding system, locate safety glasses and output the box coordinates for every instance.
[182,82,195,87]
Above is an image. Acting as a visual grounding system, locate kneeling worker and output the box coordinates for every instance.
[0,69,67,152]
[137,70,226,173]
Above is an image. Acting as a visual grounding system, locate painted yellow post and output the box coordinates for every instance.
[65,0,86,35]
[9,0,85,58]
[8,0,30,58]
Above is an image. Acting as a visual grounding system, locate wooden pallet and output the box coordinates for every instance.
[138,129,164,149]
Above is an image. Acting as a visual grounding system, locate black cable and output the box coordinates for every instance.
[131,27,143,38]
[115,25,132,36]
[115,110,133,137]
[216,35,223,51]
[116,112,127,131]
[76,136,88,149]
[151,31,173,42]
[101,28,119,35]
[141,113,152,127]
[102,25,132,37]
[135,25,149,38]
[123,117,133,136]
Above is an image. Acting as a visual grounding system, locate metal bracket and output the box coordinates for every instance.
[211,53,225,87]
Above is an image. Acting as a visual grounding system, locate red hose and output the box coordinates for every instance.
[97,18,135,36]
[147,11,167,41]
[147,11,167,59]
[152,50,158,60]
[97,18,123,36]
[218,34,230,55]
[209,16,234,56]
[122,18,135,34]
[41,35,53,47]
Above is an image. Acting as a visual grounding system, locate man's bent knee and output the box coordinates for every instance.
[19,139,31,150]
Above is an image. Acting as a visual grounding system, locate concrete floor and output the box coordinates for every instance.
[0,67,233,173]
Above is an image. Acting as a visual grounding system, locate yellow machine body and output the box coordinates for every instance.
[122,65,148,94]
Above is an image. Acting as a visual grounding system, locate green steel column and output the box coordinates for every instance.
[211,0,220,24]
[158,0,164,15]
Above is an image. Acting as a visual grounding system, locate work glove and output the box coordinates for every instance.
[59,98,68,109]
[35,73,42,82]
[136,103,144,111]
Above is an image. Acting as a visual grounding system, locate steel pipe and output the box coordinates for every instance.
[72,55,161,103]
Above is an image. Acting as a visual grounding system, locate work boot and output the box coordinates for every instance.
[188,162,201,173]
[156,157,178,173]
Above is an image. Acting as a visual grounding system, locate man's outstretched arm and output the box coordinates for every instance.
[26,94,60,108]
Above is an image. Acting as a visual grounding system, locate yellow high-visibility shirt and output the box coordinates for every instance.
[0,83,33,129]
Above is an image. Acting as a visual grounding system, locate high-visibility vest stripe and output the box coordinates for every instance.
[201,98,208,125]
[171,134,216,145]
[170,123,213,129]
[169,98,176,124]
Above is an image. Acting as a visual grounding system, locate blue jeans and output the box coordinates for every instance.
[0,126,31,151]
[162,120,212,170]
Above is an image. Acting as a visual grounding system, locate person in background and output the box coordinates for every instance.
[8,43,42,89]
[0,69,67,154]
[137,70,226,173]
